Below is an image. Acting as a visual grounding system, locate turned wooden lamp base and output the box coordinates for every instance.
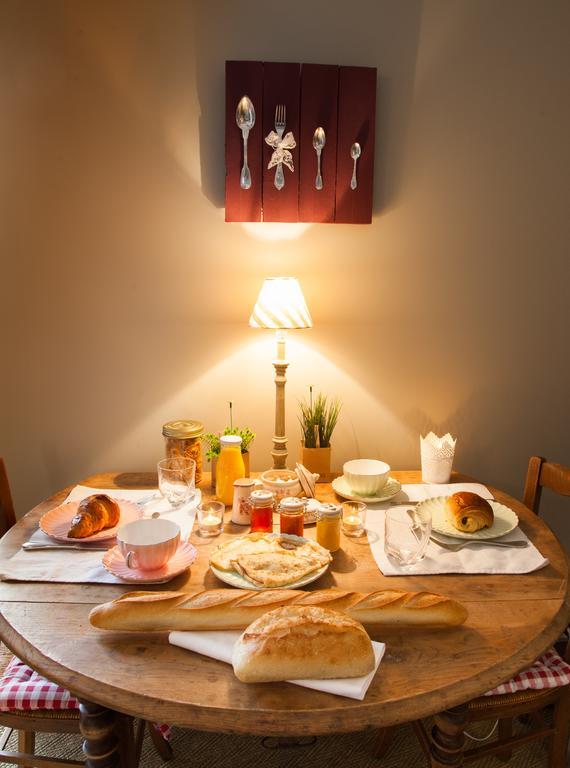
[271,331,289,469]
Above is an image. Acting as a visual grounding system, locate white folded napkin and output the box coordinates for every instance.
[366,484,548,576]
[169,631,385,700]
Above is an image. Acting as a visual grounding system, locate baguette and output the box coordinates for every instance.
[89,588,468,631]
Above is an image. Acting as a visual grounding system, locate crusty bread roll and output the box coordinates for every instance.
[68,494,120,538]
[446,492,494,533]
[89,587,468,631]
[232,606,375,682]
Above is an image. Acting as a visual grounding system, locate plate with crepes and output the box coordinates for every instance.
[418,496,519,540]
[39,499,142,543]
[209,532,332,591]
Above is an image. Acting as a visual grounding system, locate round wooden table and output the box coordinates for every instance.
[0,471,568,768]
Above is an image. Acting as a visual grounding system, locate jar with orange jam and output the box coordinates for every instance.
[215,435,245,506]
[279,497,305,538]
[316,503,342,552]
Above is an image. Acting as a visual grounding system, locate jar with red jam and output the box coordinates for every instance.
[279,497,306,538]
[248,490,275,533]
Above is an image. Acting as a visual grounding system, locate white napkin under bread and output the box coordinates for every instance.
[168,631,385,700]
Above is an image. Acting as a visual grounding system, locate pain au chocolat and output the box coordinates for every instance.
[446,492,494,533]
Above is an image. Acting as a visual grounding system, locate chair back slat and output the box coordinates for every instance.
[0,458,16,537]
[522,455,570,515]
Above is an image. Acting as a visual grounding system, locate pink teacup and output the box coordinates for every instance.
[117,519,180,571]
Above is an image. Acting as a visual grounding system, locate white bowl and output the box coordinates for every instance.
[260,469,301,501]
[343,459,391,497]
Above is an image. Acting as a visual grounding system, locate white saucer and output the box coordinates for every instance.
[332,475,402,503]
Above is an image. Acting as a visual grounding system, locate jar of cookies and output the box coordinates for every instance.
[162,420,204,484]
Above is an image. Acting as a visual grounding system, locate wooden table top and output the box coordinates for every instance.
[0,470,568,736]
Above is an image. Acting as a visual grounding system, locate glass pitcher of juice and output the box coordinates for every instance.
[216,435,245,506]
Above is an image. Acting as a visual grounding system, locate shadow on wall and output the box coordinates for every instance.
[191,0,423,215]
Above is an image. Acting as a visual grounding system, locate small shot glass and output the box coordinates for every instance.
[197,500,225,537]
[342,501,367,537]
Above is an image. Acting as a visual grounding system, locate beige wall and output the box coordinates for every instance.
[2,1,569,544]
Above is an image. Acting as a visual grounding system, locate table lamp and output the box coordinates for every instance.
[249,277,313,469]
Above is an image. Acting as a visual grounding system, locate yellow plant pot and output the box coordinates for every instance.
[300,446,331,478]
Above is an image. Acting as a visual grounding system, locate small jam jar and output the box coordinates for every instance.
[316,503,342,552]
[279,497,306,538]
[163,419,204,484]
[248,490,275,533]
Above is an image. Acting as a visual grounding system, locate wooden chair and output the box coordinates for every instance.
[414,456,570,768]
[0,458,174,768]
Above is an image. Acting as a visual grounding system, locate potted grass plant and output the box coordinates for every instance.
[298,387,341,477]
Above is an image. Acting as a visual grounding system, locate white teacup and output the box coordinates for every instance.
[343,459,391,497]
[117,519,180,571]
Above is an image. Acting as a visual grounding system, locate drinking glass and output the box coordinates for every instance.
[157,457,196,507]
[384,507,432,566]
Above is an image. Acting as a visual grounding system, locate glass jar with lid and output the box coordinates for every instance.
[279,496,306,537]
[248,489,275,533]
[316,503,342,552]
[163,419,204,484]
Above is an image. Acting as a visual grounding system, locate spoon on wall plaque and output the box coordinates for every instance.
[236,95,256,190]
[313,127,326,190]
[350,142,361,190]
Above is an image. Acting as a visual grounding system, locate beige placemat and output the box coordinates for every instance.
[366,484,548,575]
[0,486,199,583]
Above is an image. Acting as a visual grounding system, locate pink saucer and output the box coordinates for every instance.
[40,499,142,543]
[102,541,197,583]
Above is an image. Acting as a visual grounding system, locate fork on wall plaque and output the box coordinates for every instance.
[265,105,296,191]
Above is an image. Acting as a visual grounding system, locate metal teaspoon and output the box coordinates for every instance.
[313,127,326,190]
[350,142,361,190]
[236,95,255,190]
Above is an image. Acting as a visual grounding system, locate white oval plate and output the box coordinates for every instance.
[210,532,330,591]
[211,561,329,591]
[419,496,519,540]
[332,475,401,504]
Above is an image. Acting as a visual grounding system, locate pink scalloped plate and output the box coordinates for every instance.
[102,542,197,583]
[39,499,143,543]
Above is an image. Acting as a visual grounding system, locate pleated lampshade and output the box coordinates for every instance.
[249,277,313,329]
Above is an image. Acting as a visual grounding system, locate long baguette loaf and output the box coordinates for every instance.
[89,588,467,631]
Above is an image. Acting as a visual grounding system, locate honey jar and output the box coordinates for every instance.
[162,419,204,484]
[316,503,342,552]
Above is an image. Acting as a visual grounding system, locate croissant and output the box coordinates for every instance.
[446,492,494,533]
[68,494,120,538]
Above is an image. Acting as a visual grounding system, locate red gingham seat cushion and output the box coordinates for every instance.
[485,648,570,696]
[0,656,172,740]
[0,656,78,712]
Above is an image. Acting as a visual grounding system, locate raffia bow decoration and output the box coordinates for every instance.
[265,130,296,172]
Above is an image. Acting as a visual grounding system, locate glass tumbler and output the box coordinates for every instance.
[384,507,432,566]
[157,457,196,507]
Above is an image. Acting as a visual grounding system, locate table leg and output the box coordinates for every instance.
[429,703,468,767]
[79,699,120,768]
